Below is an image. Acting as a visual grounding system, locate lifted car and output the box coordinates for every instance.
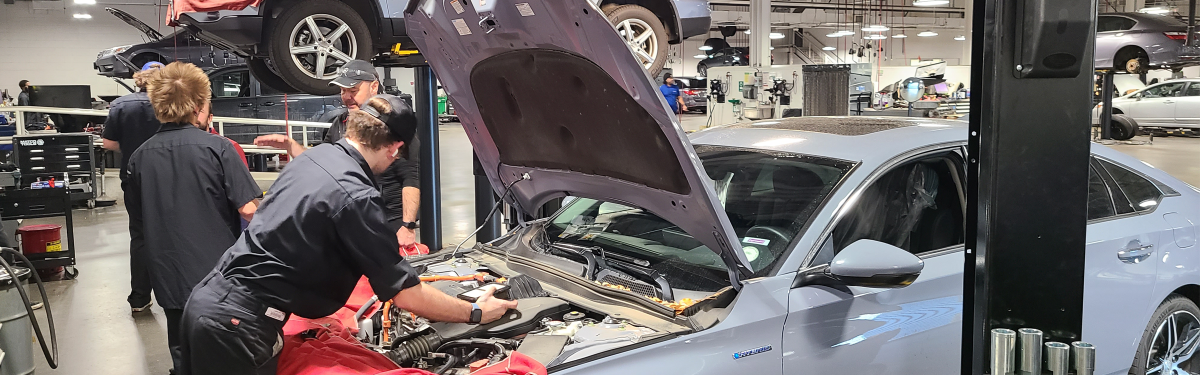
[95,7,244,79]
[172,0,711,95]
[1095,13,1200,74]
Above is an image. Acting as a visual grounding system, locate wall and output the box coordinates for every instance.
[0,1,171,98]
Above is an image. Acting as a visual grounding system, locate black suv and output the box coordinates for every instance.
[95,8,244,79]
[173,0,711,95]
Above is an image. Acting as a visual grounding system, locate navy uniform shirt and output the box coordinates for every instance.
[128,123,261,310]
[103,92,163,180]
[322,110,420,222]
[210,139,421,319]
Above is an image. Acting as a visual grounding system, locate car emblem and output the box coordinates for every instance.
[732,345,772,359]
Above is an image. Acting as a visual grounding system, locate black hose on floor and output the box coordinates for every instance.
[0,247,58,368]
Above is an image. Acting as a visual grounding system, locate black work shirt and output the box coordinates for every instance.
[128,123,261,309]
[212,139,422,319]
[321,110,421,222]
[103,92,163,180]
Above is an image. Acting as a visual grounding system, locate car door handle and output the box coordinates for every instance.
[239,103,253,108]
[1163,100,1175,104]
[1118,244,1155,264]
[261,102,276,107]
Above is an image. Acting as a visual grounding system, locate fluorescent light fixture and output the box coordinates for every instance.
[694,54,709,58]
[769,32,785,39]
[954,35,966,41]
[827,32,846,38]
[865,34,888,40]
[770,47,775,50]
[893,34,908,38]
[918,30,939,37]
[73,13,92,19]
[74,0,96,4]
[823,46,837,51]
[744,30,752,34]
[699,45,713,51]
[862,25,890,32]
[913,0,950,6]
[836,30,855,36]
[1139,6,1170,14]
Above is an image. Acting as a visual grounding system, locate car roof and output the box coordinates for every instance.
[690,116,967,163]
[1099,12,1188,27]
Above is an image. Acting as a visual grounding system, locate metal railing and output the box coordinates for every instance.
[798,31,845,64]
[0,106,330,154]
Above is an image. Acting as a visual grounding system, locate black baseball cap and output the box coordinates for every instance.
[361,94,417,145]
[330,60,380,88]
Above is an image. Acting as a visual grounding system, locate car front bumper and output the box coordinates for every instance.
[175,8,262,55]
[94,54,137,79]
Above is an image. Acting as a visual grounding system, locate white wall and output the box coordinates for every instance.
[0,1,171,98]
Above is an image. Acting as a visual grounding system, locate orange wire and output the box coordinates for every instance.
[380,301,392,345]
[418,272,488,283]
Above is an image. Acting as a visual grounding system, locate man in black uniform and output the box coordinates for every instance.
[180,95,515,375]
[254,60,422,248]
[101,61,164,314]
[129,62,262,373]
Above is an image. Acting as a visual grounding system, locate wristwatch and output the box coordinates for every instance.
[469,302,482,324]
[399,221,418,230]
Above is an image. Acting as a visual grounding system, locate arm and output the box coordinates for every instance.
[101,105,122,150]
[253,134,307,158]
[239,199,260,222]
[102,139,120,151]
[219,145,262,221]
[678,95,687,112]
[392,283,514,323]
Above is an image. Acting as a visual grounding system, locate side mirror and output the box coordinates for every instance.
[827,240,924,288]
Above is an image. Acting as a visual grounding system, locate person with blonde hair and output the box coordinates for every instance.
[179,95,515,375]
[127,61,262,374]
[101,60,165,315]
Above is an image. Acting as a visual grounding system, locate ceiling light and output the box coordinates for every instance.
[823,46,837,51]
[837,30,855,36]
[954,35,966,41]
[770,47,775,50]
[913,0,950,6]
[74,0,96,4]
[918,30,939,37]
[73,13,92,19]
[862,25,890,32]
[1139,6,1170,14]
[694,54,709,58]
[744,30,752,34]
[865,34,888,40]
[769,32,785,39]
[893,34,908,38]
[827,32,847,38]
[699,45,713,51]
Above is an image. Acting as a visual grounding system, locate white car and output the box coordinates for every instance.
[1095,78,1200,129]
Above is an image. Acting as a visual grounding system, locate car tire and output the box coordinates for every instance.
[1130,295,1200,375]
[266,0,372,96]
[248,58,300,94]
[1111,114,1139,141]
[604,5,669,76]
[697,63,708,78]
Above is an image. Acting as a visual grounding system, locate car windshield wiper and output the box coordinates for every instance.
[550,242,608,280]
[550,242,674,301]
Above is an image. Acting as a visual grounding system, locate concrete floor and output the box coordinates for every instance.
[19,115,1200,374]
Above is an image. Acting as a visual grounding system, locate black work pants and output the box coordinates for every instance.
[180,273,287,375]
[122,178,153,308]
[165,308,184,372]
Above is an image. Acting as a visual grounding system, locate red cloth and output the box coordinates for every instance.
[168,0,261,25]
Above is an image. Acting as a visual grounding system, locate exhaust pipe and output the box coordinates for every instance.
[1073,341,1096,375]
[991,328,1016,375]
[1045,342,1070,375]
[1017,328,1043,375]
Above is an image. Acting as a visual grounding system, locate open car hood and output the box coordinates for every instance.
[405,0,754,284]
[106,7,164,41]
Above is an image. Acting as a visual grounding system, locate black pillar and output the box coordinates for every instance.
[473,152,501,243]
[416,66,442,250]
[1100,70,1115,140]
[962,0,1095,373]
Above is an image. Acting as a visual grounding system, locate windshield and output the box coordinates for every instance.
[545,147,856,295]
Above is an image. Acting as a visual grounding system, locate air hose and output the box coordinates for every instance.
[0,247,58,368]
[388,332,444,366]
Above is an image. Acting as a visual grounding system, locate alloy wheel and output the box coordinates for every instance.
[288,14,358,80]
[1148,310,1200,374]
[614,18,659,70]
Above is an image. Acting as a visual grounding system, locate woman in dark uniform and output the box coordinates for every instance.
[178,96,516,375]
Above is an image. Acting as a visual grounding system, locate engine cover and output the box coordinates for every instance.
[430,297,570,340]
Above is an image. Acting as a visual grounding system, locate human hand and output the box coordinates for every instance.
[253,134,292,149]
[397,227,416,248]
[474,286,518,323]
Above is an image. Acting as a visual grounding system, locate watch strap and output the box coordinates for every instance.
[469,302,482,324]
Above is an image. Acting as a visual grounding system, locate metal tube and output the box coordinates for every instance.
[1017,328,1043,375]
[473,152,501,243]
[990,328,1016,375]
[1072,341,1096,375]
[415,66,443,250]
[1100,70,1115,140]
[1045,342,1070,375]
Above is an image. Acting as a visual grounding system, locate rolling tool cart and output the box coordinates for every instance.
[12,133,97,208]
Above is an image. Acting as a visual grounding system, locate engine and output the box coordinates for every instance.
[357,256,659,374]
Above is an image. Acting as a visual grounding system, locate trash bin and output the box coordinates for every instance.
[17,224,64,279]
[0,265,33,375]
[438,96,448,115]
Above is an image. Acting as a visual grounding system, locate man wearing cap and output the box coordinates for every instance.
[180,94,515,375]
[101,61,165,314]
[254,60,423,249]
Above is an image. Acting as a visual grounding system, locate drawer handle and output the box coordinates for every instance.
[66,165,81,169]
[30,157,44,161]
[64,148,79,152]
[31,167,45,171]
[30,150,43,154]
[65,155,79,160]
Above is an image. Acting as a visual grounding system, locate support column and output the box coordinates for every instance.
[473,153,501,244]
[749,0,771,67]
[415,66,443,250]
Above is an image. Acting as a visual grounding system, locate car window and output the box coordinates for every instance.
[211,70,250,99]
[812,152,966,265]
[1097,16,1137,32]
[1087,163,1118,221]
[1141,82,1186,98]
[1185,83,1200,97]
[1098,158,1165,213]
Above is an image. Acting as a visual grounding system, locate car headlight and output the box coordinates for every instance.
[98,45,134,59]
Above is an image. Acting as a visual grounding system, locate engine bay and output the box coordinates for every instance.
[354,255,668,374]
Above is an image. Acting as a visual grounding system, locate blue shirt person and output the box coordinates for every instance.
[658,74,686,114]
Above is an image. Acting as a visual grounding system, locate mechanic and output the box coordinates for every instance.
[658,73,687,115]
[180,95,516,375]
[101,61,165,314]
[128,62,262,373]
[253,60,422,248]
[16,80,37,126]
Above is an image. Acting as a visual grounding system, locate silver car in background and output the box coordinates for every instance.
[1094,78,1200,129]
[1095,13,1200,74]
